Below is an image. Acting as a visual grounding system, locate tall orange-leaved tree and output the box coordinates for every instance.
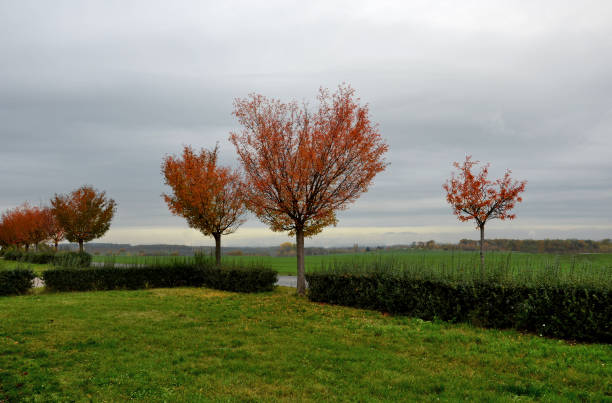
[230,84,388,294]
[51,186,116,253]
[443,155,526,269]
[162,145,246,265]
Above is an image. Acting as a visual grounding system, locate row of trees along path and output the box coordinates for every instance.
[162,84,526,295]
[0,186,116,253]
[1,84,526,296]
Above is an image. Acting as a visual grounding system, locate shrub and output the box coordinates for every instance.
[43,262,277,293]
[52,252,92,268]
[43,263,205,292]
[200,265,277,293]
[306,272,612,343]
[3,249,24,261]
[22,251,56,264]
[0,268,35,296]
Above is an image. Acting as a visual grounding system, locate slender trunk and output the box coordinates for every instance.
[296,226,306,295]
[54,241,58,252]
[35,243,39,252]
[78,239,84,253]
[479,224,485,270]
[213,233,221,267]
[24,244,29,252]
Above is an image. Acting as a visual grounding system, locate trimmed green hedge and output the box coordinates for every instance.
[0,269,35,296]
[306,272,612,343]
[52,252,92,268]
[43,264,277,293]
[23,252,55,264]
[200,265,277,293]
[2,249,24,261]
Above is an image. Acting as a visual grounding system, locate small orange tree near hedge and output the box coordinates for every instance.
[443,155,526,269]
[51,186,116,253]
[161,145,246,266]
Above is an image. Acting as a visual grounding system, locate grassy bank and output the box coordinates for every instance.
[1,287,610,401]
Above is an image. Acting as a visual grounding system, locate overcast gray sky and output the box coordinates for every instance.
[1,0,611,247]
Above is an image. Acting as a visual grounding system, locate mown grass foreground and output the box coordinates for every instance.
[1,287,611,401]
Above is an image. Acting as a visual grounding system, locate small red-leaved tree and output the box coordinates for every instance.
[51,186,116,253]
[43,207,65,251]
[443,156,526,269]
[23,205,51,251]
[230,84,388,294]
[162,145,246,266]
[0,205,29,250]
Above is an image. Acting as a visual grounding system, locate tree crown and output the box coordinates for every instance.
[51,185,116,243]
[443,155,527,228]
[230,84,388,236]
[161,145,246,237]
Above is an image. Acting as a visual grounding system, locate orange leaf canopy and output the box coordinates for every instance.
[162,145,246,237]
[443,156,527,228]
[230,84,388,236]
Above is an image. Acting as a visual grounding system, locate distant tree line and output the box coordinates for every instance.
[402,239,612,254]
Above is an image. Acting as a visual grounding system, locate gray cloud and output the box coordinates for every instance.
[1,0,611,246]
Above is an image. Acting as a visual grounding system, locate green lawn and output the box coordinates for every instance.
[0,258,49,276]
[1,287,610,401]
[92,250,612,276]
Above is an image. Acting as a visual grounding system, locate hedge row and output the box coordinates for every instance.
[43,264,277,293]
[0,269,35,296]
[306,272,612,343]
[199,265,277,293]
[2,250,92,267]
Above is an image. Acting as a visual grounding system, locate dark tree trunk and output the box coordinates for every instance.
[78,240,84,253]
[213,233,221,267]
[479,224,485,270]
[54,241,58,252]
[295,227,306,295]
[24,244,29,252]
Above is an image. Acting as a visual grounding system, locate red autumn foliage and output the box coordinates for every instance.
[0,204,61,251]
[443,155,526,267]
[230,84,388,294]
[51,186,116,253]
[162,145,246,265]
[43,207,65,251]
[0,204,30,249]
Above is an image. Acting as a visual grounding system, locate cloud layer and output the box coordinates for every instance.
[1,1,611,246]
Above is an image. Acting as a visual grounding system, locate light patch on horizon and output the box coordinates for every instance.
[96,222,612,247]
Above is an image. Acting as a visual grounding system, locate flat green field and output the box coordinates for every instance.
[1,287,610,401]
[92,250,612,276]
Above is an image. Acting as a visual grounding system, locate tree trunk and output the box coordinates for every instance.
[213,233,221,267]
[24,244,29,252]
[479,224,485,270]
[54,241,59,252]
[295,227,306,295]
[78,240,84,253]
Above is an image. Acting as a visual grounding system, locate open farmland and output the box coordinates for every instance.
[92,250,612,280]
